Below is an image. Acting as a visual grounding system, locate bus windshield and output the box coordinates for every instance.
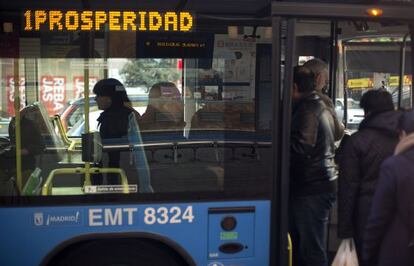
[0,5,273,198]
[1,1,414,266]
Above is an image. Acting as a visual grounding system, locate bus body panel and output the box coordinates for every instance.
[0,200,270,266]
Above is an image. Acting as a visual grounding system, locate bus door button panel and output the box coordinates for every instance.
[208,206,255,259]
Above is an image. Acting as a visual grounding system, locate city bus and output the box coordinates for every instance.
[0,1,413,266]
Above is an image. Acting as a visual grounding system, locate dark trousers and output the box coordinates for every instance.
[289,193,336,266]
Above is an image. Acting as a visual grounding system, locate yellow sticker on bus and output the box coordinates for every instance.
[23,10,193,32]
[347,78,372,89]
[347,76,412,89]
[388,76,412,87]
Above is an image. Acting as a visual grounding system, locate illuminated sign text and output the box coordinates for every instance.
[24,10,193,32]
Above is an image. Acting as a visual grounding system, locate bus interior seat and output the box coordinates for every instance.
[140,110,186,132]
[155,111,184,123]
[198,111,224,123]
[139,84,185,132]
[32,102,66,160]
[30,102,85,187]
[190,102,254,131]
[0,103,63,193]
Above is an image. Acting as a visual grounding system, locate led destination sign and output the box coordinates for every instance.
[24,10,193,32]
[137,32,213,58]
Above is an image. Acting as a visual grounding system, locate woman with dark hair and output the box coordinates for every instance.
[337,89,402,264]
[93,78,138,185]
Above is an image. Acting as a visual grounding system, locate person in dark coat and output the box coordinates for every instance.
[337,89,402,264]
[93,78,137,185]
[289,66,337,266]
[363,109,414,266]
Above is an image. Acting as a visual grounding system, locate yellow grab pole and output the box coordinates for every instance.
[14,58,22,192]
[83,59,91,186]
[288,233,293,266]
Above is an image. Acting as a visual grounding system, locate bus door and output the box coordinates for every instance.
[340,26,413,127]
[271,2,414,265]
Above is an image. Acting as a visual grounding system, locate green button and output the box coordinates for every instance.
[220,231,238,240]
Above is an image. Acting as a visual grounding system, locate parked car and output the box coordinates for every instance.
[60,94,148,131]
[66,110,102,137]
[335,98,365,130]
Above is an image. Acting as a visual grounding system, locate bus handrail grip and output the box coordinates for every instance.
[52,115,72,146]
[100,140,271,151]
[67,140,77,162]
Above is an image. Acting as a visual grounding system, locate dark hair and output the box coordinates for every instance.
[399,109,414,134]
[293,66,315,93]
[93,78,130,108]
[359,89,394,115]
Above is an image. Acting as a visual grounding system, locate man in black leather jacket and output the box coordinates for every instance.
[289,66,337,266]
[304,58,344,141]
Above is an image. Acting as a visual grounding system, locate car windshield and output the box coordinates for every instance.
[336,98,360,109]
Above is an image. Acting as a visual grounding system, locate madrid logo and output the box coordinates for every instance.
[34,212,44,226]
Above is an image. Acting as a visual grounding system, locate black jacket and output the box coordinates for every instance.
[290,91,337,196]
[318,91,344,141]
[98,106,132,141]
[96,106,132,185]
[337,110,402,256]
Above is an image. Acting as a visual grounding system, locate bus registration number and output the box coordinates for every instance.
[144,206,194,225]
[88,206,194,226]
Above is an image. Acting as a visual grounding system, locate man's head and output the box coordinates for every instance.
[292,66,315,101]
[303,58,329,92]
[360,89,394,117]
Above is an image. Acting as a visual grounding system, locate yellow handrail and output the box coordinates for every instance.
[288,233,293,266]
[84,60,91,186]
[67,140,77,162]
[52,115,72,146]
[41,167,129,195]
[51,115,82,162]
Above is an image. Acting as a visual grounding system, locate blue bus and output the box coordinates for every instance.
[0,1,413,265]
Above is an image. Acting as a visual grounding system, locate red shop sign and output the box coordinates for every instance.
[6,76,26,116]
[40,76,66,114]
